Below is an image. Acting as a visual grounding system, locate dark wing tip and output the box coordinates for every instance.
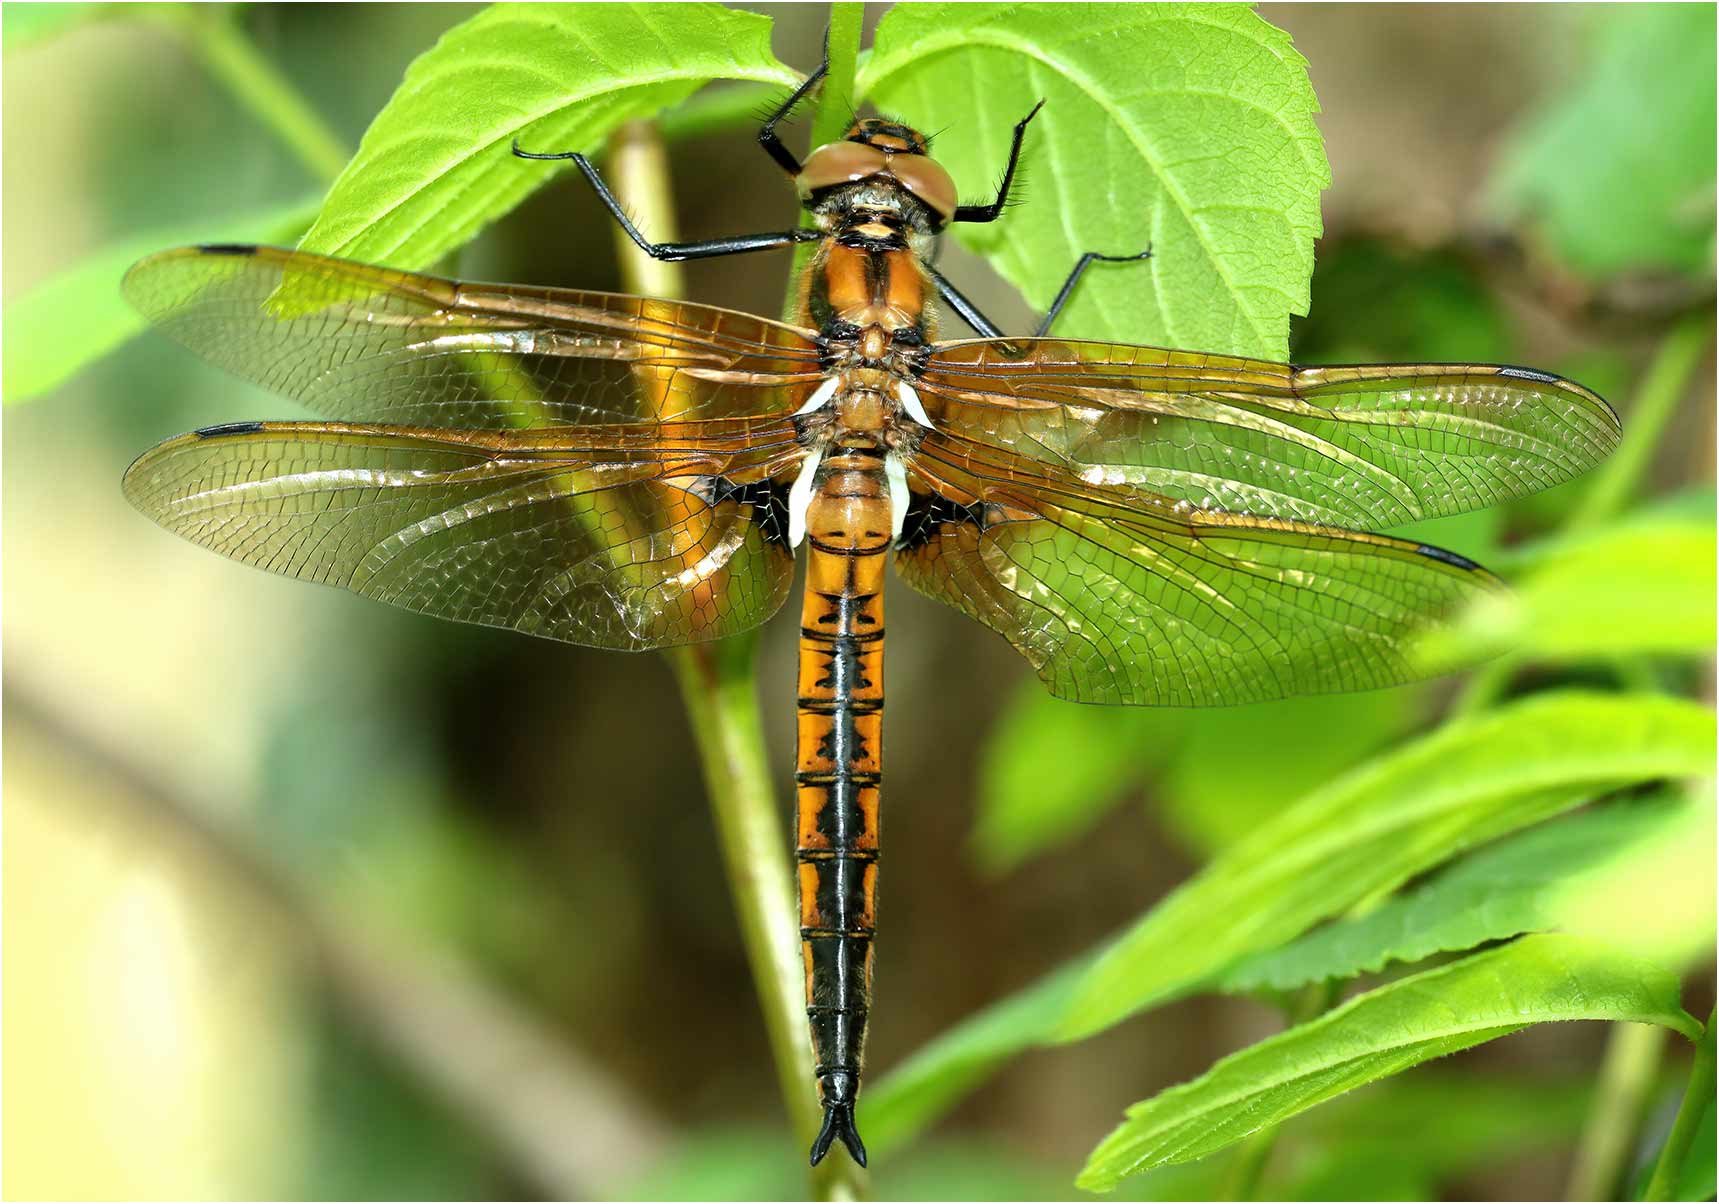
[195,243,261,257]
[194,420,268,439]
[1495,364,1560,385]
[1497,362,1624,435]
[1415,542,1483,571]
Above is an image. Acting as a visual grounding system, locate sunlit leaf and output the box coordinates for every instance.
[1489,5,1717,278]
[858,3,1328,357]
[3,198,319,404]
[2,1,108,51]
[1554,783,1716,970]
[1077,935,1700,1189]
[1059,692,1714,1039]
[1419,509,1717,665]
[298,3,798,269]
[1218,790,1701,992]
[868,692,1713,1150]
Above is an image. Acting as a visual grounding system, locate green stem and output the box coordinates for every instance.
[177,5,350,184]
[1643,1007,1716,1202]
[1565,1022,1669,1200]
[1569,312,1710,532]
[668,642,825,1156]
[1221,981,1340,1200]
[782,3,864,322]
[605,119,862,1202]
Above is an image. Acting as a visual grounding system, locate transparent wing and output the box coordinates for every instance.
[124,245,825,428]
[917,340,1620,529]
[896,443,1499,706]
[124,418,803,650]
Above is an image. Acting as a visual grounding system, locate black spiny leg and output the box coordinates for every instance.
[512,140,821,262]
[1035,247,1153,336]
[758,55,829,175]
[952,99,1046,224]
[924,263,1005,338]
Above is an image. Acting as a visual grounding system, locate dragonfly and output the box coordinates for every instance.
[123,53,1620,1169]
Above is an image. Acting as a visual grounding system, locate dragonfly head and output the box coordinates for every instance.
[796,119,958,232]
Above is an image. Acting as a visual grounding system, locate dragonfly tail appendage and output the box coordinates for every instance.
[810,1094,868,1167]
[794,450,889,1168]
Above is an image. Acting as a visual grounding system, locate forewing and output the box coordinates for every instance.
[124,419,802,650]
[896,447,1499,706]
[918,340,1620,529]
[124,245,824,428]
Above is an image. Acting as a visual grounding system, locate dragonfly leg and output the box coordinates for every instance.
[1033,247,1154,337]
[511,141,822,262]
[758,35,831,176]
[924,263,1005,338]
[952,99,1046,224]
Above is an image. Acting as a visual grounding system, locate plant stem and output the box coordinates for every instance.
[1569,311,1710,532]
[1644,1007,1716,1201]
[1565,1022,1669,1200]
[605,119,862,1202]
[781,2,864,322]
[1221,981,1341,1200]
[176,5,351,184]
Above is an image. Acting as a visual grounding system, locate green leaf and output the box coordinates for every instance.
[1419,510,1718,666]
[1077,935,1701,1190]
[1151,687,1419,858]
[1218,790,1703,992]
[1489,6,1717,278]
[867,692,1713,1151]
[858,3,1328,357]
[297,3,799,269]
[971,685,1167,875]
[2,197,320,404]
[1553,783,1716,971]
[973,683,1422,875]
[1059,691,1714,1040]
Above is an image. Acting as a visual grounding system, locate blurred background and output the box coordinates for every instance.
[4,4,1713,1200]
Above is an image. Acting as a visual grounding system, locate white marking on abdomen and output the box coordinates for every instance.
[885,453,910,541]
[796,376,840,415]
[896,380,935,428]
[787,448,824,548]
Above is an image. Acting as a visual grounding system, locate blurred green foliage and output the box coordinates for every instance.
[1490,4,1717,280]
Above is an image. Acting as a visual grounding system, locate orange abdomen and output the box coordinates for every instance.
[794,450,892,1165]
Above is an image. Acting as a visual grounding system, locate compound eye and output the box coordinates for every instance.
[887,155,958,225]
[796,142,889,199]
